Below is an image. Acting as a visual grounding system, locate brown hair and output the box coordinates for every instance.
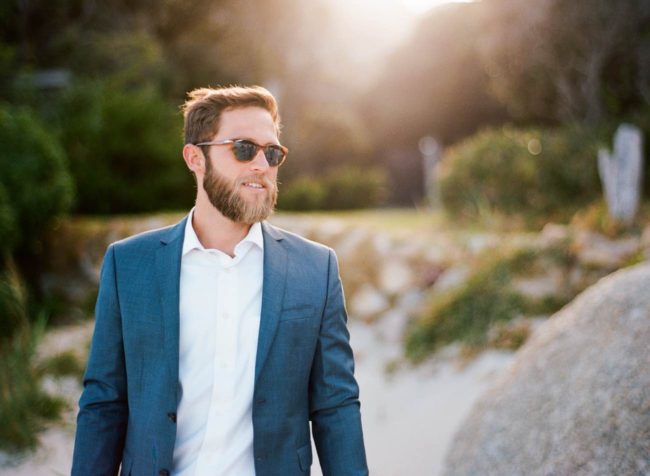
[182,85,281,145]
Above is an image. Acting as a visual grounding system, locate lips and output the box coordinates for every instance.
[243,182,265,189]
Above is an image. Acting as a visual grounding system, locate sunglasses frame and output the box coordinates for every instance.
[195,139,288,167]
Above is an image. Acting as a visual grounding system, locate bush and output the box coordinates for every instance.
[0,183,16,256]
[323,166,388,210]
[278,176,327,211]
[278,165,388,211]
[439,124,604,221]
[56,81,194,214]
[405,245,576,362]
[0,104,74,253]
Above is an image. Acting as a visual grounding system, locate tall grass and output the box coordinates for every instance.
[0,264,64,452]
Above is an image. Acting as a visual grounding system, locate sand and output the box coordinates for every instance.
[0,320,514,476]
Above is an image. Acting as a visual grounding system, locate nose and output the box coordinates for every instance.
[249,147,270,171]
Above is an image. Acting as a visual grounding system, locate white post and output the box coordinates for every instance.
[598,124,644,225]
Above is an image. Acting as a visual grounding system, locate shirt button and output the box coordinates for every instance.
[223,312,230,320]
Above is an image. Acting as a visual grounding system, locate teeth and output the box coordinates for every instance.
[245,182,263,189]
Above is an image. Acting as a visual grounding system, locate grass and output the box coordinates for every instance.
[0,317,66,452]
[37,350,85,381]
[0,264,65,453]
[405,243,578,363]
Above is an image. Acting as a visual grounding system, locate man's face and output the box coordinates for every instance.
[201,107,280,225]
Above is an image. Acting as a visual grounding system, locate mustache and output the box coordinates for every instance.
[236,174,277,191]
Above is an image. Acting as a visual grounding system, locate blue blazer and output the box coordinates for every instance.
[72,217,368,476]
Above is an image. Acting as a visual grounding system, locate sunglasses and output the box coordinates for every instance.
[195,139,288,167]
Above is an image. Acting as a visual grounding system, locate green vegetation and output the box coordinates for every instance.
[0,104,74,451]
[405,244,577,362]
[0,268,64,452]
[438,124,605,223]
[38,350,85,381]
[278,165,388,211]
[55,82,194,214]
[0,104,74,255]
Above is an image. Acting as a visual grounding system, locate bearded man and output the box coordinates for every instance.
[71,86,368,476]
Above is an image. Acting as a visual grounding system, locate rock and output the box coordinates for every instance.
[464,233,499,254]
[511,267,565,300]
[538,222,570,246]
[378,259,414,295]
[348,284,389,321]
[434,265,470,293]
[574,231,639,268]
[443,262,650,476]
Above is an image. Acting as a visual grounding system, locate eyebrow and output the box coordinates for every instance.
[231,137,282,146]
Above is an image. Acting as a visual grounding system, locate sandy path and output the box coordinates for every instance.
[0,319,514,476]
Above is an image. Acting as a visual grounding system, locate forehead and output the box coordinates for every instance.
[216,106,277,142]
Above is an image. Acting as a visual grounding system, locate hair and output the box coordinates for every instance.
[182,85,281,145]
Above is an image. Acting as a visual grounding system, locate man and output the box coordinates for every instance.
[72,86,368,476]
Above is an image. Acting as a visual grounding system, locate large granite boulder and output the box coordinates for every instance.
[443,262,650,476]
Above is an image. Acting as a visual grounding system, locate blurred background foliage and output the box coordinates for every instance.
[0,0,649,450]
[0,0,647,311]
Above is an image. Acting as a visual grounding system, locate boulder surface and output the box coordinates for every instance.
[443,262,650,476]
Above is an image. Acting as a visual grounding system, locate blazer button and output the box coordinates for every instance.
[256,398,266,405]
[159,470,170,476]
[167,412,177,423]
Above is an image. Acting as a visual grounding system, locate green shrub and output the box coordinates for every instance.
[37,350,85,381]
[278,176,327,211]
[323,165,388,210]
[278,165,388,211]
[405,245,576,362]
[0,183,16,255]
[439,124,604,221]
[0,104,74,253]
[56,81,193,214]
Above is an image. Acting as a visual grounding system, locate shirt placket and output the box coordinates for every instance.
[194,256,239,473]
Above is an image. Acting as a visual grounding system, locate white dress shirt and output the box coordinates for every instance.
[172,209,263,476]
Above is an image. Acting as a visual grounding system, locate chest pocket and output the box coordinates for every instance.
[280,305,317,321]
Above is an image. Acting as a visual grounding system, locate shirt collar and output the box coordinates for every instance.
[182,208,264,256]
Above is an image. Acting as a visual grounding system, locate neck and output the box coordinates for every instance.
[191,194,251,257]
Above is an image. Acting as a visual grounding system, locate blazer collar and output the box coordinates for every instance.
[255,220,287,384]
[156,215,187,405]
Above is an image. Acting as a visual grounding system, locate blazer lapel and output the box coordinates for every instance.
[255,222,287,384]
[155,216,187,405]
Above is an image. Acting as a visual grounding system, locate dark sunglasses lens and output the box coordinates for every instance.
[233,140,257,162]
[264,146,285,166]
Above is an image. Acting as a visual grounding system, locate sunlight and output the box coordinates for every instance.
[401,0,479,15]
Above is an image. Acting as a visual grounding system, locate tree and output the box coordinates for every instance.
[480,0,650,123]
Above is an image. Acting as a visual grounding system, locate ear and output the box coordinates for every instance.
[183,144,205,175]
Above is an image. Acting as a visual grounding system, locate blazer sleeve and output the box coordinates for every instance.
[72,244,128,476]
[309,249,369,476]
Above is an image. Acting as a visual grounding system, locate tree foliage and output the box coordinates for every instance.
[480,0,650,123]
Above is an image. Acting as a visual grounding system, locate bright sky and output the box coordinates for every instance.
[401,0,478,14]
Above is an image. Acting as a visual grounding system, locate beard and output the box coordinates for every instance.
[202,159,278,225]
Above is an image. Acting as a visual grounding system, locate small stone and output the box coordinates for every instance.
[349,284,389,321]
[378,259,414,295]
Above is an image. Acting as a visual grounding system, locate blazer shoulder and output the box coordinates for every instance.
[111,217,186,254]
[263,221,332,257]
